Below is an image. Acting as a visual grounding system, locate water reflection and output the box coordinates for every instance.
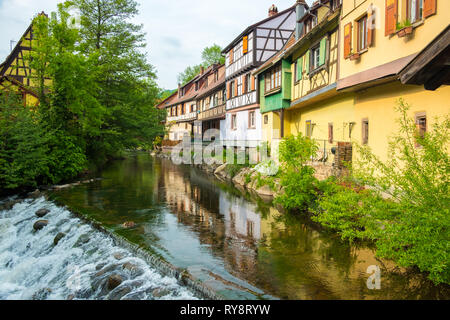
[51,153,449,300]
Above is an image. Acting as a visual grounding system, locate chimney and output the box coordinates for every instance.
[295,0,307,40]
[200,66,205,74]
[268,4,278,17]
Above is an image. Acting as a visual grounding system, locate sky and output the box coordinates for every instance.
[0,0,314,90]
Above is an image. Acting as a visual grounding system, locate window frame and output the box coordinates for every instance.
[362,118,369,145]
[415,112,427,146]
[310,45,321,72]
[407,0,424,24]
[357,15,368,52]
[264,63,282,94]
[248,111,256,129]
[231,114,237,130]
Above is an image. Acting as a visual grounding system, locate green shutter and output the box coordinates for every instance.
[297,57,303,81]
[305,51,310,74]
[319,37,327,66]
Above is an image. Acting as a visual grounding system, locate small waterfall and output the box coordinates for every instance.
[0,197,199,300]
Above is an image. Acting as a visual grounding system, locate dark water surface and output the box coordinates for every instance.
[50,153,449,300]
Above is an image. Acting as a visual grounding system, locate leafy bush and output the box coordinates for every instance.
[315,100,450,284]
[274,134,319,210]
[312,182,399,241]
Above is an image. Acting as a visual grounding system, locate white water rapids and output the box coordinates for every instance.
[0,197,198,300]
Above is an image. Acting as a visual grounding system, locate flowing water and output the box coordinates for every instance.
[1,153,448,300]
[0,197,198,300]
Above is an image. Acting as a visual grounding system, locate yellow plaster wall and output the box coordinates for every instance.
[353,81,450,162]
[340,0,450,80]
[286,94,356,163]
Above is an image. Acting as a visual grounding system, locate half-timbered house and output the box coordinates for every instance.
[222,2,307,150]
[160,76,200,142]
[0,12,48,106]
[252,0,340,162]
[194,64,226,140]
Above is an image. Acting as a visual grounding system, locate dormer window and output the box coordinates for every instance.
[195,82,199,91]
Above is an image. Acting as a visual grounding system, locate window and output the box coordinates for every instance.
[311,45,320,71]
[358,15,368,52]
[248,111,256,129]
[306,120,312,138]
[230,81,235,98]
[362,119,369,145]
[264,115,269,125]
[214,71,219,82]
[415,112,427,146]
[328,123,334,144]
[408,0,423,23]
[245,74,251,93]
[231,114,237,130]
[330,0,341,11]
[195,82,199,91]
[264,64,281,93]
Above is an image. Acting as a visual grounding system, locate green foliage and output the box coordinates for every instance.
[177,44,225,85]
[0,94,50,190]
[0,0,165,193]
[177,65,202,86]
[201,44,225,66]
[313,100,450,285]
[274,134,320,210]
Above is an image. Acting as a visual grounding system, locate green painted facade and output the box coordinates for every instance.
[259,59,292,114]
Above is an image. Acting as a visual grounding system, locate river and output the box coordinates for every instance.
[1,153,448,300]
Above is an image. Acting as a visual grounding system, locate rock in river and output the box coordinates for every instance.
[36,209,50,218]
[33,220,49,231]
[54,233,66,246]
[107,275,123,291]
[122,221,136,229]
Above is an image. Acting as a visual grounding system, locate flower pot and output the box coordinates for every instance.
[349,53,360,61]
[398,26,413,38]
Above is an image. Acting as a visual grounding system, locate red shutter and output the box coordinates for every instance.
[423,0,437,18]
[251,75,255,91]
[234,79,238,96]
[367,8,374,47]
[229,49,234,64]
[242,75,246,94]
[344,22,352,58]
[227,82,231,99]
[385,0,397,36]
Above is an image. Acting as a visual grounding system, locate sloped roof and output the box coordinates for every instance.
[195,64,225,100]
[222,3,305,54]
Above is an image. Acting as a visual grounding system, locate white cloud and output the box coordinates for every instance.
[0,0,314,89]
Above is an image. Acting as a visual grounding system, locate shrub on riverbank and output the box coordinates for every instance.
[274,134,320,211]
[274,101,450,285]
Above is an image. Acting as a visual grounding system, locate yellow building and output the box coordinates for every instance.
[0,12,48,107]
[256,0,449,172]
[338,0,450,162]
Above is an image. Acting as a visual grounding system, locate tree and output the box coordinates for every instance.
[177,44,225,85]
[177,64,202,86]
[201,44,225,66]
[70,0,165,163]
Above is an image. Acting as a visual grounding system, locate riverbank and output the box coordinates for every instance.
[154,149,450,289]
[3,153,448,299]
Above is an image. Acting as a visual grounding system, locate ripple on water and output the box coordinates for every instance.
[0,197,199,300]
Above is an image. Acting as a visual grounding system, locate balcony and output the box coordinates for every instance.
[198,103,226,121]
[167,111,197,123]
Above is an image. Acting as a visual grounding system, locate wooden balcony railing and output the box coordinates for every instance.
[198,104,226,121]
